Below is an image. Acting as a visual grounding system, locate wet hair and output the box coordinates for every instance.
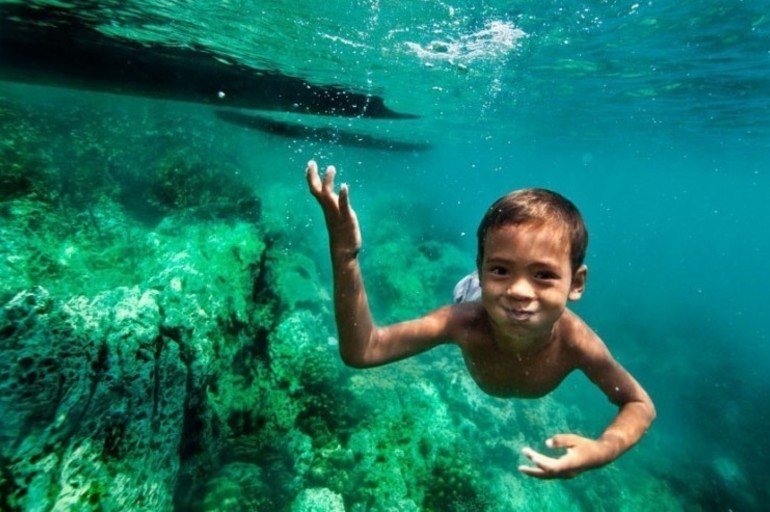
[476,188,588,273]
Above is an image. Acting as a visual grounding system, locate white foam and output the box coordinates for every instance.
[405,20,526,64]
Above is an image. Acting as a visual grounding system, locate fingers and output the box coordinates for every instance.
[519,447,552,478]
[517,465,546,477]
[518,436,592,480]
[322,165,336,194]
[519,463,577,480]
[306,160,336,194]
[518,453,552,479]
[306,160,341,198]
[306,161,355,221]
[521,447,557,469]
[339,183,352,219]
[518,445,566,480]
[306,160,322,195]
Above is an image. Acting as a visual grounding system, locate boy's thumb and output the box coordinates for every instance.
[547,434,581,449]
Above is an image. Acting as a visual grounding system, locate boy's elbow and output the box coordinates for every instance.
[632,393,656,430]
[339,348,377,369]
[339,330,383,369]
[646,397,657,424]
[340,352,370,369]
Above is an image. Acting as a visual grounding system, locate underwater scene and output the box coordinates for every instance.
[1,1,768,510]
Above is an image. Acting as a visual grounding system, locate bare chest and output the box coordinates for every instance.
[461,343,573,398]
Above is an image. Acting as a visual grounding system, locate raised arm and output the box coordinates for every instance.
[306,161,451,368]
[520,318,656,479]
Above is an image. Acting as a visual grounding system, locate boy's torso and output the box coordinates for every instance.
[450,304,580,398]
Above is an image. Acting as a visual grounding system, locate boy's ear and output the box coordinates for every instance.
[568,265,588,301]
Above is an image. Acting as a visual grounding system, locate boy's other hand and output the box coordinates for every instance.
[306,160,362,261]
[518,434,610,479]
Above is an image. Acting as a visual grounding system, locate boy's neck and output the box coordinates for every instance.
[490,320,558,357]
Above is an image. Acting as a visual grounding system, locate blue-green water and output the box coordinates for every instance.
[1,1,768,510]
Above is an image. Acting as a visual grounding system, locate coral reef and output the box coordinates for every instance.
[291,487,345,512]
[0,91,691,512]
[0,285,185,510]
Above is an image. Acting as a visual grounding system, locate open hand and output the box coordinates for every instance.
[519,434,611,479]
[306,160,362,260]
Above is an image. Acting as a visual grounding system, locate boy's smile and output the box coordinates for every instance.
[480,222,586,352]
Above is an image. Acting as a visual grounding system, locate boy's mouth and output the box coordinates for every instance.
[503,306,534,322]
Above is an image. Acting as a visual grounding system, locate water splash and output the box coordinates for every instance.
[404,20,526,66]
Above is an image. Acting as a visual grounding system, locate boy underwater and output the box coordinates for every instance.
[306,160,655,479]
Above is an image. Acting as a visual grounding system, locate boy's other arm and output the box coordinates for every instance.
[306,161,451,367]
[580,332,656,460]
[520,317,656,479]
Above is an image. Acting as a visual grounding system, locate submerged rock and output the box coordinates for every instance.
[291,487,346,512]
[0,213,274,510]
[0,285,186,510]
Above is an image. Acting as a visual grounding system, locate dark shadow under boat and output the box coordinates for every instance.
[0,3,417,119]
[216,110,432,152]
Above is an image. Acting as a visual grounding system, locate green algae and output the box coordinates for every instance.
[0,92,687,511]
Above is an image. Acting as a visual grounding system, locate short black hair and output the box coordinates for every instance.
[476,188,588,272]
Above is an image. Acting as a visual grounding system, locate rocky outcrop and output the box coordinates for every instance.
[0,210,272,509]
[0,285,185,509]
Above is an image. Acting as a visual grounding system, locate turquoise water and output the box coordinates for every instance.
[1,1,768,510]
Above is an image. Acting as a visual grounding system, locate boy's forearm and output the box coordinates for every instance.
[597,399,656,462]
[331,252,377,367]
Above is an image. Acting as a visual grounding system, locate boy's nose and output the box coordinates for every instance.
[506,278,535,300]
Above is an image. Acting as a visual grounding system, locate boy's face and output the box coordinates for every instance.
[479,221,586,345]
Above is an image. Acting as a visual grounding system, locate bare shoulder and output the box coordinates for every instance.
[559,309,614,367]
[442,302,488,348]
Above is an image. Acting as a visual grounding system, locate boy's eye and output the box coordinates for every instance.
[489,266,508,276]
[534,270,558,280]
